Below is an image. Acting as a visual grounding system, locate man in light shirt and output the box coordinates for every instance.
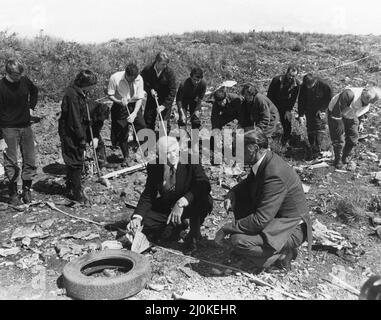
[215,127,312,271]
[327,86,381,169]
[108,63,146,167]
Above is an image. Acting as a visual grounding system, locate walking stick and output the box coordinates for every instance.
[85,101,101,177]
[124,99,147,169]
[151,91,168,136]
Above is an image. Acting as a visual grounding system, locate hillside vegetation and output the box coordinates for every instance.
[1,30,381,102]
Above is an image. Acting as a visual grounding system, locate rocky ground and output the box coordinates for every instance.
[0,94,380,301]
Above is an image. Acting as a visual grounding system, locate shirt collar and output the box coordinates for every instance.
[154,64,163,77]
[251,151,267,175]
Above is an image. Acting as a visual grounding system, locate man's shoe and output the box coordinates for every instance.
[342,155,349,165]
[183,236,198,255]
[334,158,343,169]
[9,193,22,206]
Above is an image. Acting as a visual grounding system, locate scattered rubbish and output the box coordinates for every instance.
[147,283,165,292]
[40,218,57,229]
[172,291,211,300]
[0,247,21,257]
[309,162,329,169]
[312,219,352,251]
[335,200,361,224]
[371,172,381,186]
[21,237,32,247]
[11,225,47,241]
[61,230,100,241]
[0,261,15,267]
[131,229,151,254]
[16,253,42,269]
[302,184,311,193]
[101,240,123,250]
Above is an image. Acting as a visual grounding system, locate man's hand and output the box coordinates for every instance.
[298,115,306,126]
[0,139,7,151]
[176,197,189,208]
[284,111,292,122]
[126,216,142,233]
[79,139,86,150]
[151,89,158,98]
[215,222,235,248]
[121,97,129,107]
[224,192,236,213]
[90,138,99,149]
[157,105,166,113]
[127,111,137,124]
[316,110,326,120]
[193,110,201,118]
[167,203,184,226]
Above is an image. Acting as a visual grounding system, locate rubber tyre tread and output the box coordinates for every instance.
[62,249,151,300]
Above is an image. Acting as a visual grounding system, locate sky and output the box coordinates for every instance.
[0,0,380,43]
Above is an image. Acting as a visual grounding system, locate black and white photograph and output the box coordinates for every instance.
[0,0,380,304]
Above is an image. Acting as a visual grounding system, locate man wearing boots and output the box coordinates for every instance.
[58,70,98,203]
[176,67,206,130]
[127,136,213,253]
[141,52,177,133]
[298,73,333,159]
[328,86,381,169]
[215,127,312,271]
[0,59,38,205]
[267,65,300,146]
[108,63,146,167]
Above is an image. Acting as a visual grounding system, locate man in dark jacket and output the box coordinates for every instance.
[298,73,333,159]
[176,67,206,129]
[239,83,279,139]
[58,70,98,203]
[141,52,177,133]
[216,127,312,271]
[127,136,213,252]
[0,59,38,204]
[267,65,300,146]
[211,88,241,130]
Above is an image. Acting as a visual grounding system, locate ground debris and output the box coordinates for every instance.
[312,219,352,251]
[16,253,42,269]
[0,247,21,257]
[11,225,48,241]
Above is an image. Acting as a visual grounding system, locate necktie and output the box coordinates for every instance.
[164,165,176,192]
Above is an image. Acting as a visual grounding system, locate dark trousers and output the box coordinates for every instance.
[2,126,37,182]
[111,103,146,158]
[278,109,291,143]
[144,99,171,133]
[230,223,306,268]
[180,100,201,129]
[328,113,359,159]
[142,195,213,240]
[306,111,326,154]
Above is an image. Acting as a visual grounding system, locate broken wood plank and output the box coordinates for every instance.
[101,162,147,180]
[46,202,105,226]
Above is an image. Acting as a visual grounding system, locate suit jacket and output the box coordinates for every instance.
[134,163,211,218]
[229,151,312,252]
[140,63,177,110]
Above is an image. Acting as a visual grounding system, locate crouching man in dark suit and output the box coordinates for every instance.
[216,127,312,270]
[126,136,213,252]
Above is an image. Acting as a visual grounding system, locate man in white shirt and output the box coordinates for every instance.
[108,63,146,167]
[327,86,381,169]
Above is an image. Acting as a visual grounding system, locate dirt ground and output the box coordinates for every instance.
[0,97,380,301]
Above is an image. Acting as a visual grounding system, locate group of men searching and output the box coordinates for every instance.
[0,53,380,271]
